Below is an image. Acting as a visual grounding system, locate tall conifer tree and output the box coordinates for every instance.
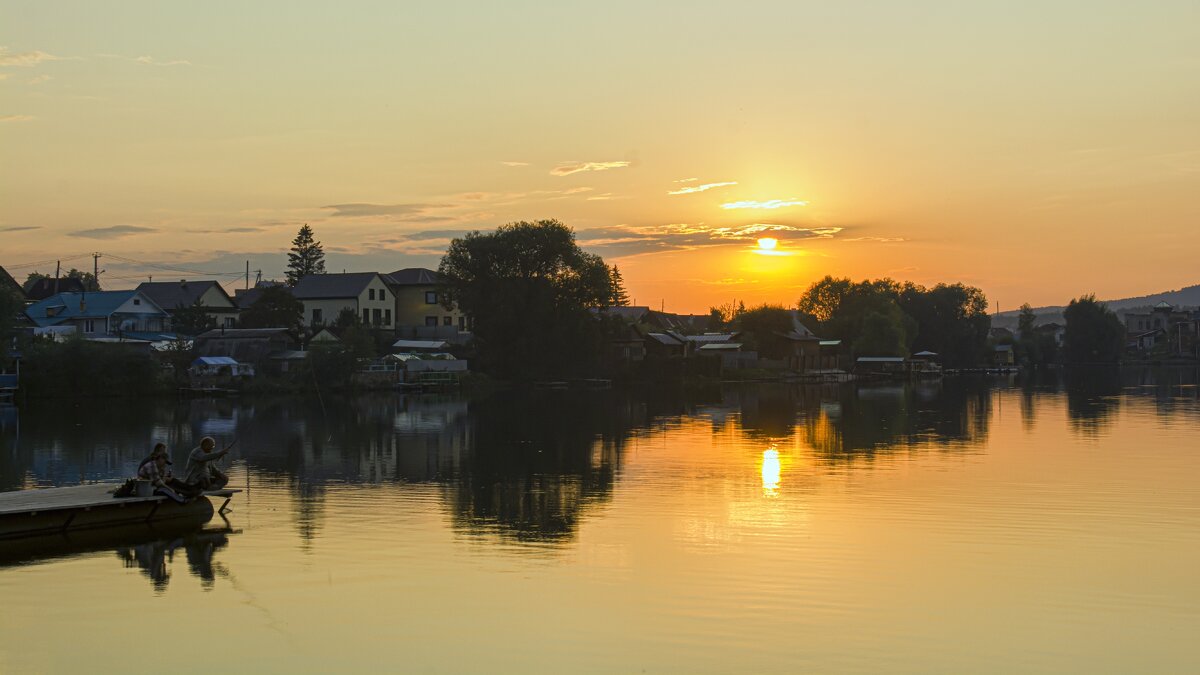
[286,224,326,286]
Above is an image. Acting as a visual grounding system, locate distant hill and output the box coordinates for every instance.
[993,284,1200,329]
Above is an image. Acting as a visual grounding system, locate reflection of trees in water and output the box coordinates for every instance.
[1064,367,1124,437]
[795,379,993,458]
[448,390,638,544]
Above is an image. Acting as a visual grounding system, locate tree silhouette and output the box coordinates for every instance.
[240,285,304,331]
[286,224,326,286]
[1064,295,1125,363]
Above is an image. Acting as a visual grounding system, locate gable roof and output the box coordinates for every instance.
[136,280,236,311]
[292,273,383,300]
[0,265,22,297]
[25,291,166,327]
[385,268,440,285]
[24,277,86,301]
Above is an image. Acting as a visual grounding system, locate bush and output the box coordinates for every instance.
[20,336,166,398]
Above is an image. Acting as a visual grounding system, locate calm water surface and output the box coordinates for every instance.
[1,370,1198,673]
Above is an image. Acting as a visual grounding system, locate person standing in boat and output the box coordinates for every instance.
[184,436,232,491]
[138,444,189,503]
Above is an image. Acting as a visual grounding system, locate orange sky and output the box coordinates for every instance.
[2,2,1198,313]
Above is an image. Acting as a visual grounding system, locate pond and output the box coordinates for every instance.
[1,369,1198,673]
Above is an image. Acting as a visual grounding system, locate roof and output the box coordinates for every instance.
[384,268,440,285]
[913,350,939,357]
[24,277,86,301]
[392,339,449,350]
[819,340,842,347]
[685,333,737,344]
[25,291,165,327]
[268,350,308,360]
[857,356,905,363]
[594,306,651,323]
[196,328,291,340]
[292,273,383,300]
[136,280,235,311]
[0,265,22,297]
[994,344,1013,352]
[1154,301,1173,310]
[646,332,684,346]
[193,356,240,366]
[698,342,743,351]
[233,282,286,309]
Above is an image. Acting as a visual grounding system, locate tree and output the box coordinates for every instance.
[438,219,616,378]
[24,268,101,292]
[240,286,304,331]
[286,224,326,286]
[608,265,630,306]
[799,276,917,357]
[171,299,216,336]
[734,305,795,358]
[1063,295,1125,363]
[333,307,360,329]
[1018,303,1037,336]
[856,304,912,357]
[896,282,990,367]
[0,287,23,360]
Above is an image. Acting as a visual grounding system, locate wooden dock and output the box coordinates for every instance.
[0,484,240,540]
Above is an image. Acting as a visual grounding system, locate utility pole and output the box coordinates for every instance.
[93,252,102,289]
[54,260,60,294]
[245,260,250,290]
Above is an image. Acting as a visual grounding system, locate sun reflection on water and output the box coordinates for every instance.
[761,447,781,496]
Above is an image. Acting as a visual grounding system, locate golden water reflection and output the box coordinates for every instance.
[761,447,781,496]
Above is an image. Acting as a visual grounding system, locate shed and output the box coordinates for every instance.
[189,356,254,377]
[392,339,450,352]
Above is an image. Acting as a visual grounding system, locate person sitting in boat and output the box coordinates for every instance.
[184,436,231,491]
[137,444,189,504]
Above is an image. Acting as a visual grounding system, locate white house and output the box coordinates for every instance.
[292,273,396,329]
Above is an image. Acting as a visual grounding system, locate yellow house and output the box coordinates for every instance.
[384,268,467,332]
[292,272,396,329]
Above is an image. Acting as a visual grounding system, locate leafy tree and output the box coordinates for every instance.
[334,307,360,329]
[438,219,616,379]
[240,285,304,331]
[24,268,101,292]
[609,265,630,306]
[896,282,990,367]
[734,305,795,358]
[1063,295,1125,363]
[286,224,326,286]
[856,304,912,356]
[171,299,217,336]
[799,276,916,357]
[1018,303,1037,336]
[0,287,23,360]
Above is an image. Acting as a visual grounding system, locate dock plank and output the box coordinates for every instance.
[0,484,240,516]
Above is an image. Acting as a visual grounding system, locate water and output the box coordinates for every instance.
[1,370,1198,673]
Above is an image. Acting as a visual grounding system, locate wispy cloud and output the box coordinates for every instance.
[564,187,593,195]
[843,236,906,243]
[500,161,529,167]
[0,47,66,67]
[575,223,842,257]
[550,161,631,176]
[186,225,267,234]
[27,74,52,85]
[0,225,41,232]
[587,193,615,201]
[720,199,808,210]
[134,55,191,66]
[69,225,157,239]
[0,115,34,123]
[322,203,453,218]
[674,177,699,183]
[668,181,737,196]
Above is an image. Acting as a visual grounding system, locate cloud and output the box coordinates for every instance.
[574,223,843,257]
[587,193,614,201]
[0,225,41,232]
[563,187,594,195]
[69,225,157,239]
[0,115,34,123]
[500,161,529,167]
[321,202,453,218]
[0,47,65,67]
[186,225,267,234]
[550,161,631,176]
[843,236,906,243]
[720,199,808,210]
[674,177,699,183]
[134,55,192,66]
[27,74,52,85]
[668,181,737,195]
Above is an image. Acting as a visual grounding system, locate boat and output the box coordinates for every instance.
[0,483,240,540]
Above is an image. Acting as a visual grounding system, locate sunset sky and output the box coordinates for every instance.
[2,1,1198,313]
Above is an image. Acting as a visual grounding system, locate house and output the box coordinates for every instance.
[24,277,86,301]
[1035,322,1065,347]
[25,291,170,337]
[0,265,23,298]
[644,331,686,358]
[189,356,254,377]
[776,311,822,372]
[606,323,646,364]
[233,281,286,310]
[293,272,396,330]
[992,344,1015,366]
[309,327,341,344]
[1129,328,1166,353]
[1124,302,1192,334]
[194,327,298,365]
[136,280,239,329]
[818,340,846,371]
[383,268,467,336]
[855,356,908,376]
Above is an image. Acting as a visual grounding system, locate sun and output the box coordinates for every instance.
[757,237,778,250]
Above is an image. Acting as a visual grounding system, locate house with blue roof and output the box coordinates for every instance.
[25,291,170,338]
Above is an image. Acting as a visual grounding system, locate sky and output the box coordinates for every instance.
[2,1,1198,313]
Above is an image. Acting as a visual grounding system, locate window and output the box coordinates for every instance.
[425,316,438,327]
[363,308,371,324]
[425,291,438,304]
[224,316,235,328]
[312,308,323,325]
[368,289,375,300]
[84,319,96,333]
[458,316,465,330]
[373,308,382,325]
[384,309,391,326]
[133,298,141,305]
[443,316,452,326]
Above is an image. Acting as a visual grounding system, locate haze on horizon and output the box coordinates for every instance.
[2,1,1198,313]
